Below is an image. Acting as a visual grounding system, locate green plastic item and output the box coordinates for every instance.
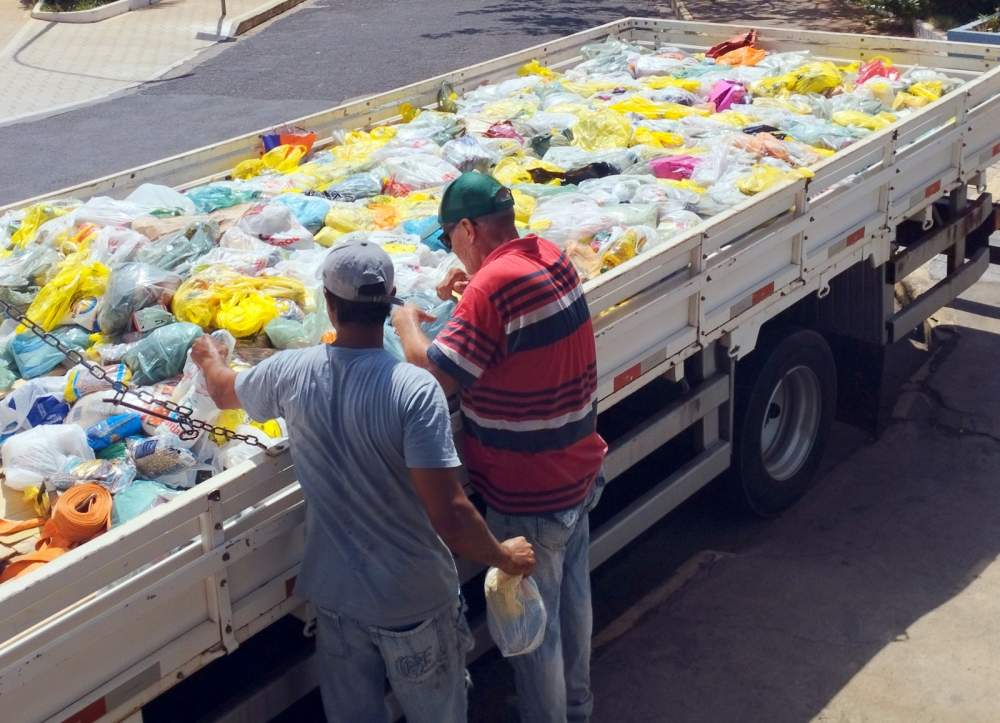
[122,322,203,385]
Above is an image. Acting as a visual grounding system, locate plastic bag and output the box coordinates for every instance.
[86,413,143,451]
[273,194,331,232]
[186,182,261,214]
[610,96,707,121]
[125,184,198,217]
[484,568,547,657]
[112,479,181,525]
[128,433,197,480]
[528,193,620,247]
[831,110,897,131]
[64,362,131,403]
[596,226,657,272]
[122,322,203,385]
[632,127,684,149]
[264,317,309,349]
[172,270,307,335]
[96,263,182,336]
[650,155,701,180]
[442,135,502,173]
[2,424,94,490]
[857,57,900,84]
[0,379,69,440]
[708,80,746,112]
[11,326,91,379]
[0,245,60,288]
[136,221,217,274]
[706,29,757,59]
[315,171,384,202]
[572,110,633,151]
[49,458,136,494]
[9,201,78,249]
[232,144,308,179]
[383,296,454,361]
[224,203,315,250]
[21,260,109,333]
[381,155,461,195]
[717,45,766,67]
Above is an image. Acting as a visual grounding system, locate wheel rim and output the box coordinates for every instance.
[759,365,823,482]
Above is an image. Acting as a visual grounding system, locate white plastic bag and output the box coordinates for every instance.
[484,568,547,658]
[2,424,94,490]
[228,203,315,250]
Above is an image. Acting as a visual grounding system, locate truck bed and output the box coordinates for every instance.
[1,18,998,723]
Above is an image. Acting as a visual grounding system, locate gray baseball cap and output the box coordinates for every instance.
[321,240,403,305]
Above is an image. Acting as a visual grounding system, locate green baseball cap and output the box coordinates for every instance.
[438,172,515,225]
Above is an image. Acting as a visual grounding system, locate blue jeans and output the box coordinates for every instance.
[486,481,603,723]
[314,598,474,723]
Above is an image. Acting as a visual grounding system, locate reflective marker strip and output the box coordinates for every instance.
[827,226,866,258]
[729,281,775,320]
[924,180,941,198]
[612,363,642,392]
[61,698,106,723]
[994,143,1000,156]
[611,348,670,393]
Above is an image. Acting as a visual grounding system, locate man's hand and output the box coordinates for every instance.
[191,335,228,371]
[499,536,536,577]
[391,303,436,335]
[437,268,470,301]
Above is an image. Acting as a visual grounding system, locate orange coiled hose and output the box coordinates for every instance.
[0,484,112,583]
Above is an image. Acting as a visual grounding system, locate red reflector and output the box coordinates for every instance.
[62,698,107,723]
[846,227,865,246]
[993,143,1000,156]
[285,576,297,598]
[751,282,775,305]
[613,364,642,392]
[924,180,941,198]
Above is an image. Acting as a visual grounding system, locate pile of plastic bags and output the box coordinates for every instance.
[0,34,962,582]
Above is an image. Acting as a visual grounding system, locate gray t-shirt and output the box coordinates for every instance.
[235,344,461,627]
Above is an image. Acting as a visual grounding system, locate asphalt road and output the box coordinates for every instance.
[0,0,677,206]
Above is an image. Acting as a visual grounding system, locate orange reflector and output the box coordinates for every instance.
[924,180,941,198]
[62,698,107,723]
[751,282,775,305]
[613,364,642,392]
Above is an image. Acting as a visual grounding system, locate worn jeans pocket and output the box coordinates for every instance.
[315,606,349,659]
[374,613,450,686]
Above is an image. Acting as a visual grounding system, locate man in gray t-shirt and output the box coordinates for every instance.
[192,240,534,723]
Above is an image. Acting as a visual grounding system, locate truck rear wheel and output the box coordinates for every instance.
[730,328,837,517]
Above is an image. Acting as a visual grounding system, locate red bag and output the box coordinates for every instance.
[706,29,758,59]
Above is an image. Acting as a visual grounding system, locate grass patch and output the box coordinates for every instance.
[40,0,119,11]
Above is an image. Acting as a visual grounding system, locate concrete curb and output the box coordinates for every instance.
[196,0,308,39]
[31,0,157,23]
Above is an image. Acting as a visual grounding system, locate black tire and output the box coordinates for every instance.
[729,327,837,517]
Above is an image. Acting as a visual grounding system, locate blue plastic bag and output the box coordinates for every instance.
[273,194,331,232]
[383,295,454,360]
[122,322,203,385]
[185,183,260,214]
[86,413,143,451]
[112,479,181,526]
[402,216,446,252]
[10,326,92,379]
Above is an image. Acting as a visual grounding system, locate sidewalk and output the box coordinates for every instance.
[0,0,296,125]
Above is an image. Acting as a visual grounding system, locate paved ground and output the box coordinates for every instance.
[0,0,278,126]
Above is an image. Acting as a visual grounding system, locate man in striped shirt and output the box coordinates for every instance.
[394,172,607,723]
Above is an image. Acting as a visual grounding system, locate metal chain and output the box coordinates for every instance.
[0,296,267,449]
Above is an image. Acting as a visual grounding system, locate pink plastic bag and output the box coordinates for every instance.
[650,155,701,180]
[857,59,900,84]
[708,80,746,112]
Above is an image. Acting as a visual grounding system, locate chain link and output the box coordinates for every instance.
[0,296,267,450]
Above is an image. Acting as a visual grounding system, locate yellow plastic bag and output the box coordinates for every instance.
[736,165,813,195]
[512,189,536,226]
[172,270,307,336]
[609,96,707,120]
[332,127,397,165]
[216,292,278,338]
[641,76,702,92]
[600,228,648,273]
[518,59,557,79]
[398,102,420,123]
[232,144,308,179]
[480,97,540,122]
[10,203,75,249]
[789,62,843,95]
[713,110,755,127]
[632,127,684,148]
[20,259,109,332]
[831,110,897,131]
[324,204,376,237]
[659,178,706,194]
[572,110,633,150]
[891,81,943,110]
[493,157,565,186]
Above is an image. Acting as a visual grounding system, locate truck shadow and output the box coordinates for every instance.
[578,322,1000,722]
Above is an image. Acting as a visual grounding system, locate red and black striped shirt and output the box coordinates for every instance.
[428,235,607,514]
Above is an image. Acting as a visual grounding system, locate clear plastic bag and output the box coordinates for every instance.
[0,378,69,440]
[112,479,181,525]
[97,263,182,336]
[484,568,547,657]
[273,194,331,232]
[227,203,315,250]
[50,457,137,494]
[135,221,218,275]
[128,433,198,481]
[382,155,461,194]
[528,193,620,247]
[124,184,197,217]
[1,424,94,491]
[442,135,502,173]
[88,227,148,268]
[85,413,143,451]
[186,182,261,214]
[121,322,203,385]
